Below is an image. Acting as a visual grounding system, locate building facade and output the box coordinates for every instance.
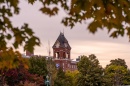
[26,50,34,57]
[24,32,78,71]
[52,32,77,71]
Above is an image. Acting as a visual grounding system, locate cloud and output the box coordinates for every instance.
[70,40,130,67]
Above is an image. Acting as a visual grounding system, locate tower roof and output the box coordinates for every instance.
[52,32,71,49]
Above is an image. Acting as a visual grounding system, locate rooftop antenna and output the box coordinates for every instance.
[46,40,51,57]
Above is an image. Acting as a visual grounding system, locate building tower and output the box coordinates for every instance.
[26,50,34,57]
[52,32,71,71]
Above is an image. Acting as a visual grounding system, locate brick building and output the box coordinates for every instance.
[52,32,77,71]
[24,32,78,71]
[26,50,34,57]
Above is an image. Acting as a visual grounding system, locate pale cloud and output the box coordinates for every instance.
[71,41,130,67]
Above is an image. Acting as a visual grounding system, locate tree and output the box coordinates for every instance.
[54,69,78,86]
[65,70,79,86]
[0,0,40,52]
[124,69,130,85]
[76,54,104,86]
[104,58,130,85]
[5,62,44,86]
[29,56,48,76]
[5,61,29,86]
[104,65,128,86]
[46,57,57,86]
[0,2,40,84]
[0,48,23,86]
[54,68,66,86]
[54,68,75,86]
[106,58,128,68]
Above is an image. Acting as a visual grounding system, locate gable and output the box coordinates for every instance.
[52,33,71,49]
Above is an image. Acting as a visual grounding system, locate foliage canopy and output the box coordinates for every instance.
[1,0,130,52]
[33,0,130,40]
[76,54,104,86]
[0,0,40,52]
[106,58,128,68]
[104,58,130,85]
[29,56,48,76]
[104,65,128,85]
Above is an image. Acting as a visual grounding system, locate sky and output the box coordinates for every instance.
[11,1,130,68]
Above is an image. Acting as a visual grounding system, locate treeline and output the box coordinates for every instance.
[0,50,130,86]
[55,54,130,86]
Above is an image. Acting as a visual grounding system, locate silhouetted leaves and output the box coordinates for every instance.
[40,7,59,16]
[36,0,130,41]
[0,0,40,53]
[1,0,130,53]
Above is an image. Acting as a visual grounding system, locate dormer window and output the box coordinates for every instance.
[55,41,60,48]
[64,43,68,47]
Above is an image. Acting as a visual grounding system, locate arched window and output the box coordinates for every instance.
[66,53,69,59]
[63,52,66,59]
[56,52,60,59]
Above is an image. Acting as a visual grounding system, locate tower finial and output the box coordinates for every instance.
[60,31,62,34]
[63,28,64,34]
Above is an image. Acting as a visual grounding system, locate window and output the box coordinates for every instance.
[56,52,60,59]
[56,42,60,48]
[63,52,66,59]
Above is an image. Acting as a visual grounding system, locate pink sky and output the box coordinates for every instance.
[11,1,130,68]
